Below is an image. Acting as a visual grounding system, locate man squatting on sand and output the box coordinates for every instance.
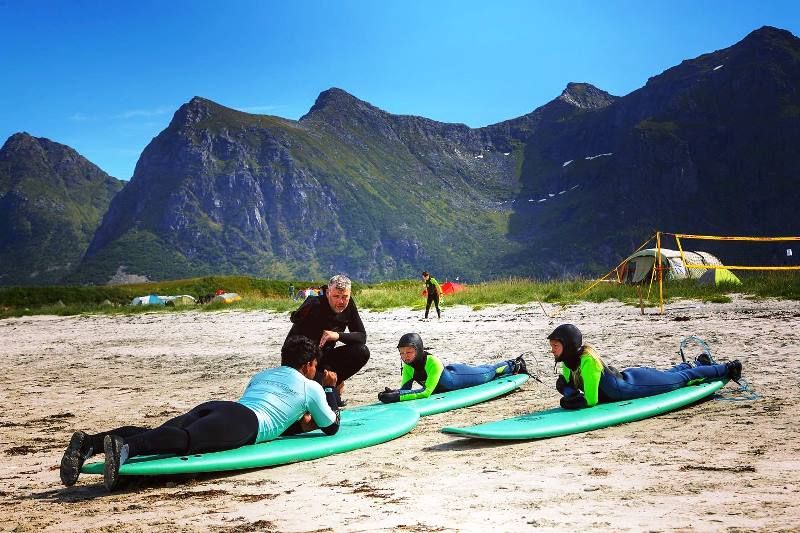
[286,274,370,406]
[60,336,340,492]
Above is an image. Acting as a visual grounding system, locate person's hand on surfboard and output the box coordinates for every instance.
[378,387,401,403]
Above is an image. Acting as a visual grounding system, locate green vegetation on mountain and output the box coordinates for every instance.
[0,133,124,285]
[3,27,799,286]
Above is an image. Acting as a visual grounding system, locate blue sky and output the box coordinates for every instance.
[1,1,798,179]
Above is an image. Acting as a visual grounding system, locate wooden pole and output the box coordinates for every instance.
[638,284,644,315]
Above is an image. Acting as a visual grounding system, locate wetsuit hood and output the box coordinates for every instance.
[548,323,583,370]
[398,332,426,367]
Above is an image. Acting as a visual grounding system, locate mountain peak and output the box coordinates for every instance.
[743,25,796,44]
[301,87,384,122]
[310,87,362,109]
[168,96,225,129]
[558,83,616,109]
[1,132,68,161]
[2,132,41,152]
[6,131,34,143]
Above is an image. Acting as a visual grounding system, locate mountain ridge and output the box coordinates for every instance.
[2,25,798,285]
[0,133,124,285]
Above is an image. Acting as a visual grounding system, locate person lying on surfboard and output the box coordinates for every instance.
[377,332,528,403]
[547,324,742,409]
[59,335,340,492]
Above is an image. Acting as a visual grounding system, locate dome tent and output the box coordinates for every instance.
[618,248,722,283]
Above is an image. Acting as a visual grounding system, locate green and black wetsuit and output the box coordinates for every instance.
[424,276,442,318]
[397,352,514,401]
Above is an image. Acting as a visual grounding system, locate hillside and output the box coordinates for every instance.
[0,133,124,285]
[3,26,798,285]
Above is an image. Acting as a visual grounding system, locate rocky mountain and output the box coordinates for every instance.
[4,26,798,285]
[0,133,124,285]
[505,26,800,275]
[70,82,614,283]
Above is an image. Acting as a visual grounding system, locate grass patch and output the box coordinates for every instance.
[0,272,797,319]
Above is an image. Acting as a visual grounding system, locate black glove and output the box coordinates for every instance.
[555,375,569,394]
[560,392,588,410]
[378,387,401,403]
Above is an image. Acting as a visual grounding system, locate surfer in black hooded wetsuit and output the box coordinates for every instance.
[59,336,340,492]
[377,333,529,403]
[547,324,743,409]
[286,274,369,406]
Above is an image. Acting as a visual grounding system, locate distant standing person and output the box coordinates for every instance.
[286,274,369,406]
[422,271,442,320]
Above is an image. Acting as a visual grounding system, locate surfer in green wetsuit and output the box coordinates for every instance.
[422,271,442,319]
[59,336,340,492]
[547,324,743,409]
[377,333,528,403]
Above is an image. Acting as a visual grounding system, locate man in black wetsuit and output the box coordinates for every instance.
[286,274,369,405]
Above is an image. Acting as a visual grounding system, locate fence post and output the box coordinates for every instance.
[657,231,664,314]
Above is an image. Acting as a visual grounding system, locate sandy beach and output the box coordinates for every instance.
[1,296,798,532]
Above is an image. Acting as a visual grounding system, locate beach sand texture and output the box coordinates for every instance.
[1,297,798,532]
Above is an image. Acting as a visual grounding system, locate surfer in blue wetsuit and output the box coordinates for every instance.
[547,324,743,409]
[377,333,529,403]
[59,336,340,492]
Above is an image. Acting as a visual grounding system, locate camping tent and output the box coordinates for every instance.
[212,292,242,304]
[161,294,197,306]
[697,268,742,286]
[131,294,165,306]
[294,288,320,300]
[618,248,722,283]
[440,281,465,295]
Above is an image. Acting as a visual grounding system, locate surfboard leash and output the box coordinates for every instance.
[715,377,761,402]
[515,351,543,383]
[679,335,760,401]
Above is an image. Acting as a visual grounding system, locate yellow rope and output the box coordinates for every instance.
[549,231,799,317]
[549,234,656,317]
[667,232,800,270]
[669,233,800,242]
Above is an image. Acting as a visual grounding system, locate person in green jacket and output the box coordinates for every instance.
[377,333,528,403]
[547,324,743,409]
[422,271,442,319]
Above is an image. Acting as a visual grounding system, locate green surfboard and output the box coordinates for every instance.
[81,403,418,476]
[441,380,726,440]
[377,373,529,416]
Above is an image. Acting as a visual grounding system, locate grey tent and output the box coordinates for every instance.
[619,248,722,283]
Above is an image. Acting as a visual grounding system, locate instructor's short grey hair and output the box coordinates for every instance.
[329,274,352,291]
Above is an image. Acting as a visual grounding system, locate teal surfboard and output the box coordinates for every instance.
[81,403,418,476]
[442,380,726,440]
[380,373,529,416]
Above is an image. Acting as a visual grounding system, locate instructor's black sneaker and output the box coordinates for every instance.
[103,435,129,492]
[513,356,529,376]
[725,360,743,382]
[60,431,93,486]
